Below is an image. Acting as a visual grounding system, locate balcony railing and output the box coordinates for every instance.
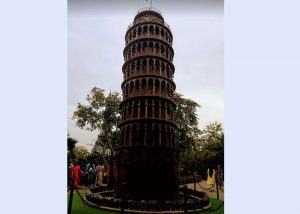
[135,7,162,16]
[127,8,171,31]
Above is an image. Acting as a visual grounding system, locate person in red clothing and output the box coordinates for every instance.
[71,161,81,189]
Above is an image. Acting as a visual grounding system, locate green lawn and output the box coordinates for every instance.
[68,191,224,214]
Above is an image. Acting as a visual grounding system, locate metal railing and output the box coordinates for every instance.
[135,7,162,16]
[127,18,171,32]
[126,34,173,46]
[127,8,171,31]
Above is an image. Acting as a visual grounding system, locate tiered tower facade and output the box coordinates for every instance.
[115,8,178,200]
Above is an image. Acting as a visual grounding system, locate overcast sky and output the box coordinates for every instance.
[68,0,224,150]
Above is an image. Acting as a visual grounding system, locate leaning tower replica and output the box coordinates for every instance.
[115,8,178,200]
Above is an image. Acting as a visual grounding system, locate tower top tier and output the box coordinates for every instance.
[134,7,164,21]
[127,7,171,32]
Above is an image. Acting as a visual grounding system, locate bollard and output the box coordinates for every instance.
[184,185,188,214]
[193,174,196,191]
[216,168,219,200]
[68,176,75,214]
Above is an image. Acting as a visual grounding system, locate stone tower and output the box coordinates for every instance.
[115,8,178,200]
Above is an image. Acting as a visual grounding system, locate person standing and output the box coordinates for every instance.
[86,162,95,187]
[70,161,81,189]
[206,167,216,192]
[95,162,104,186]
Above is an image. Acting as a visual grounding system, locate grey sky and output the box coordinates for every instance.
[68,0,224,150]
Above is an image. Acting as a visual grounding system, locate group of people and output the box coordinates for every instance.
[68,160,114,189]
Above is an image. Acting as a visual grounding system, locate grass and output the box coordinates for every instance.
[68,191,224,214]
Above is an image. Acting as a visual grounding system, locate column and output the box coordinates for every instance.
[125,105,128,120]
[145,100,148,118]
[144,126,147,145]
[159,125,162,145]
[172,107,175,122]
[151,124,154,145]
[165,103,168,119]
[152,102,155,118]
[129,126,132,146]
[131,102,134,119]
[137,101,141,118]
[134,61,137,76]
[123,127,127,146]
[159,101,162,119]
[147,59,149,74]
[139,79,142,95]
[170,129,173,147]
[147,25,149,37]
[152,82,155,95]
[159,61,162,76]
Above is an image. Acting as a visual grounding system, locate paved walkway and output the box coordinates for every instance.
[186,180,224,201]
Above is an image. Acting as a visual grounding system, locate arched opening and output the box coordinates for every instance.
[129,81,134,97]
[126,125,131,145]
[155,79,160,95]
[129,31,132,40]
[161,29,165,38]
[149,25,154,35]
[137,43,141,53]
[141,78,146,95]
[143,25,148,35]
[146,123,153,145]
[142,41,147,52]
[161,63,166,76]
[140,100,145,118]
[149,59,154,74]
[125,84,129,98]
[161,81,166,97]
[161,102,166,119]
[148,78,153,95]
[132,124,137,145]
[166,126,171,146]
[142,59,147,74]
[149,42,154,53]
[147,99,152,118]
[136,60,141,75]
[155,60,160,75]
[161,125,166,146]
[166,65,170,78]
[154,99,159,118]
[133,28,137,38]
[154,124,159,145]
[155,43,159,53]
[155,26,159,36]
[161,45,165,57]
[137,27,142,36]
[138,124,144,145]
[133,101,138,118]
[135,79,140,96]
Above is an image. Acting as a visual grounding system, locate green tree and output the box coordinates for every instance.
[72,87,121,166]
[173,92,203,175]
[73,146,90,163]
[67,135,78,161]
[174,92,202,151]
[199,122,224,169]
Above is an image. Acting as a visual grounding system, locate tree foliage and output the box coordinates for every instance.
[180,122,224,177]
[67,135,78,161]
[174,92,202,152]
[72,87,121,166]
[199,122,224,168]
[73,146,90,162]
